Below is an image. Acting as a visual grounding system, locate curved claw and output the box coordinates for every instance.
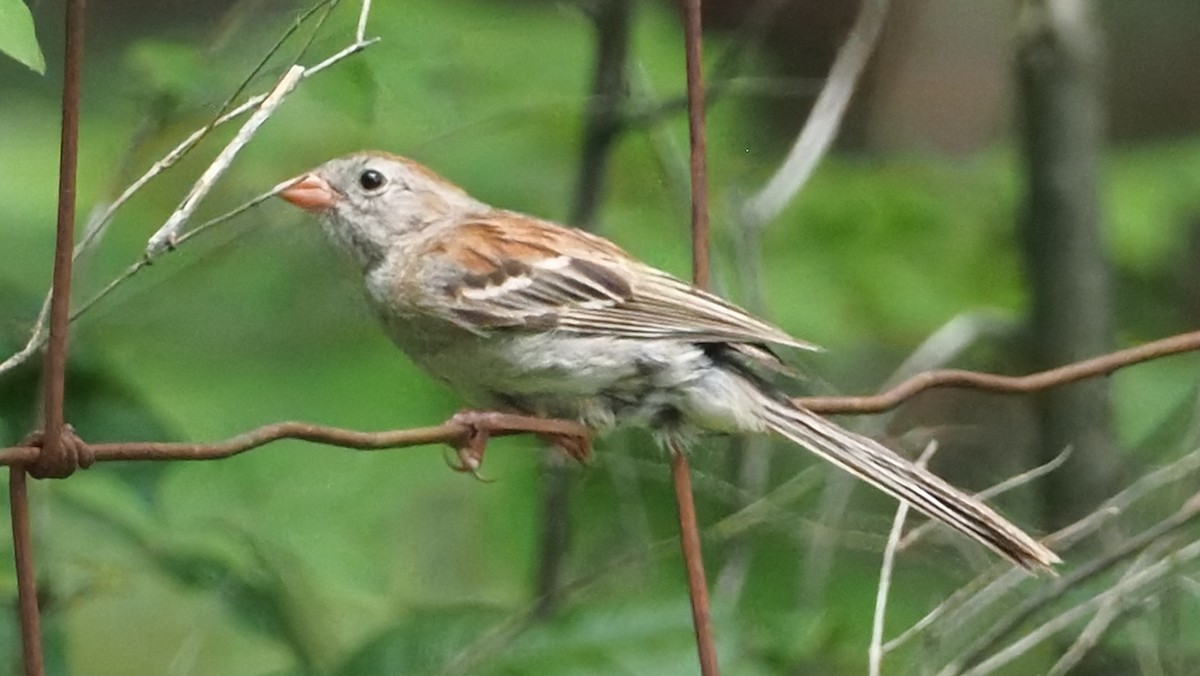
[441,446,465,471]
[444,411,497,481]
[441,446,495,482]
[464,466,496,484]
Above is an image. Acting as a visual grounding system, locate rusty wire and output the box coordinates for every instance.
[9,1,87,674]
[4,326,1195,466]
[684,1,711,292]
[676,1,721,674]
[798,330,1200,415]
[7,1,1200,674]
[37,0,86,481]
[0,415,589,466]
[9,469,42,676]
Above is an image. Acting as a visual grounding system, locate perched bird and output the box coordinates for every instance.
[279,151,1059,572]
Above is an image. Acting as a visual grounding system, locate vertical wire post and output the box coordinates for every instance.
[10,470,44,676]
[683,0,711,289]
[676,1,719,674]
[41,0,86,472]
[11,1,88,674]
[671,441,720,675]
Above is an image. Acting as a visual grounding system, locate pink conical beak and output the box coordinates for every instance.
[279,173,338,211]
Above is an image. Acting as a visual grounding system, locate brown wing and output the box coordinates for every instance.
[419,213,818,352]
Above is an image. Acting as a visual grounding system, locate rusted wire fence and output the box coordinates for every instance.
[5,1,1200,675]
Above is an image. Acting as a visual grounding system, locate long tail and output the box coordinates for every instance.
[758,396,1060,572]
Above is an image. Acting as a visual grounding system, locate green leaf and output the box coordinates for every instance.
[0,0,44,74]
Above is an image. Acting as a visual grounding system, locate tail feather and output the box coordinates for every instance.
[760,397,1060,572]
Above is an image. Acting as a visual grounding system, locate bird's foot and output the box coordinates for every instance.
[445,410,504,482]
[444,410,593,480]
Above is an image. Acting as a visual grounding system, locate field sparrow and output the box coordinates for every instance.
[279,151,1059,572]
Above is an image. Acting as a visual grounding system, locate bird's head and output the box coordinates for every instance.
[279,151,485,269]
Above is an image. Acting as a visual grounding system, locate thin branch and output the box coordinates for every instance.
[977,445,1073,503]
[72,94,267,255]
[1045,547,1163,676]
[0,296,50,378]
[870,442,937,676]
[1046,445,1200,550]
[76,0,339,263]
[885,444,1200,654]
[303,34,379,77]
[740,0,890,229]
[898,446,1071,552]
[355,0,372,42]
[707,466,824,541]
[882,560,1012,655]
[69,178,301,328]
[958,535,1200,676]
[799,330,1200,415]
[0,1,377,381]
[944,491,1200,674]
[145,65,305,255]
[870,506,909,676]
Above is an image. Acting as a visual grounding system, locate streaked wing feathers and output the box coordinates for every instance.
[423,215,817,352]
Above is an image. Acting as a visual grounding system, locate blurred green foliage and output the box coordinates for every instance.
[0,0,44,74]
[2,0,1200,674]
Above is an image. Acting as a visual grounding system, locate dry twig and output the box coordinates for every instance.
[740,0,890,228]
[898,446,1072,552]
[958,532,1200,676]
[0,0,379,380]
[870,442,938,676]
[942,491,1200,674]
[1045,546,1164,676]
[145,66,305,255]
[885,444,1200,655]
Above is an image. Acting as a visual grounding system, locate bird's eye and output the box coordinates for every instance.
[359,169,385,191]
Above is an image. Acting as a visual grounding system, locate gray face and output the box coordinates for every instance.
[311,152,484,270]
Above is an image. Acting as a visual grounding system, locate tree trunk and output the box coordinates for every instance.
[1016,0,1122,527]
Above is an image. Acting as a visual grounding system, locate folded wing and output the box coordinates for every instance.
[418,214,817,354]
